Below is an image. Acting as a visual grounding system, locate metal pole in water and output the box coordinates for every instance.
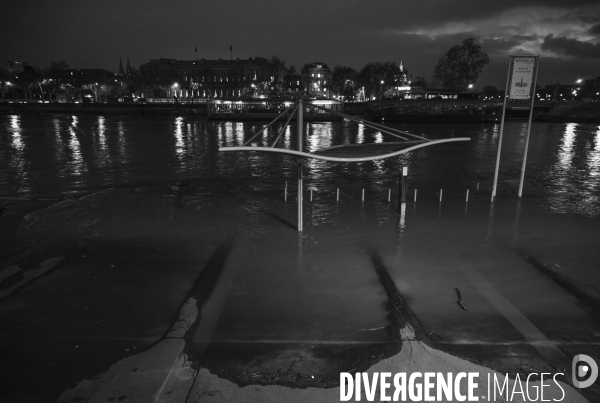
[439,189,443,202]
[401,167,407,204]
[388,189,391,202]
[297,100,303,232]
[518,56,540,198]
[310,189,313,202]
[492,57,513,202]
[362,188,365,201]
[337,188,339,201]
[414,189,417,202]
[466,189,469,202]
[398,166,407,213]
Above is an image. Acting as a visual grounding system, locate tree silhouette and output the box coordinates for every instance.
[433,38,489,91]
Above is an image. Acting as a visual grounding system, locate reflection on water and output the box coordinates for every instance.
[357,123,365,144]
[0,116,599,217]
[117,120,127,164]
[174,116,184,157]
[5,115,30,194]
[95,116,111,168]
[68,119,85,176]
[283,125,291,149]
[545,123,600,215]
[10,116,22,150]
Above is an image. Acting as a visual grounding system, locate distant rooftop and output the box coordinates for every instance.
[148,57,271,66]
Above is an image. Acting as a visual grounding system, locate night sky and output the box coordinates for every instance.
[3,0,600,88]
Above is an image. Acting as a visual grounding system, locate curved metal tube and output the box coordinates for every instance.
[219,137,470,162]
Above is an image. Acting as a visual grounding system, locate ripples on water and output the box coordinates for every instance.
[0,115,599,216]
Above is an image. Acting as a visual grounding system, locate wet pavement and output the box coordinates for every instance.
[1,115,600,401]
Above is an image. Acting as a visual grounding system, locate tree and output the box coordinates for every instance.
[82,82,102,102]
[331,65,357,100]
[268,55,287,94]
[1,82,11,101]
[1,69,12,101]
[60,83,77,102]
[357,62,403,100]
[139,60,178,97]
[14,65,38,101]
[432,38,489,91]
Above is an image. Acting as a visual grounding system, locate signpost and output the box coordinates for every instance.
[491,55,540,201]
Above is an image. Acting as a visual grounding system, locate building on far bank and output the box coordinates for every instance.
[301,62,332,98]
[138,57,276,99]
[50,69,116,87]
[285,74,303,94]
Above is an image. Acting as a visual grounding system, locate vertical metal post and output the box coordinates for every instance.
[362,188,365,201]
[518,56,540,198]
[466,189,470,202]
[398,166,407,213]
[414,189,417,202]
[401,167,407,204]
[297,100,303,232]
[337,188,339,201]
[439,189,443,202]
[388,189,391,202]
[491,56,513,202]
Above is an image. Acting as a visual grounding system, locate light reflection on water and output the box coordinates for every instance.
[0,116,599,217]
[117,120,127,164]
[357,123,365,144]
[6,115,30,194]
[10,116,22,150]
[95,116,111,169]
[174,116,185,157]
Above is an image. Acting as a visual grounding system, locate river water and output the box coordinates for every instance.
[1,114,600,392]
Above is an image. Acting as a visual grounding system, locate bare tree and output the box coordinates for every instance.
[331,65,358,100]
[357,62,403,100]
[268,55,287,94]
[60,83,77,102]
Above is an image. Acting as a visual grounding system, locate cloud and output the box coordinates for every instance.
[589,23,600,35]
[541,34,600,59]
[398,5,600,56]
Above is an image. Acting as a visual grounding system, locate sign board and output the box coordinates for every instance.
[509,56,537,101]
[492,55,540,201]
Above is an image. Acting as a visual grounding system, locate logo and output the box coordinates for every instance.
[572,354,598,388]
[515,77,528,88]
